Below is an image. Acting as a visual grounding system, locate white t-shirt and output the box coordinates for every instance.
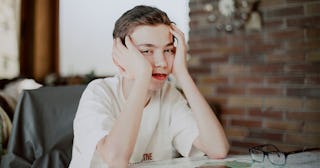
[69,75,203,168]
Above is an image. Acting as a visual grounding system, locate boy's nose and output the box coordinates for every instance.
[154,53,167,68]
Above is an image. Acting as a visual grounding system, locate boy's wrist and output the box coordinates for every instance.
[175,68,190,84]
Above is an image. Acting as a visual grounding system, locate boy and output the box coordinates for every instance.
[70,5,229,168]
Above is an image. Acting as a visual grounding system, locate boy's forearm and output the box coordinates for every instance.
[177,70,229,158]
[98,75,151,166]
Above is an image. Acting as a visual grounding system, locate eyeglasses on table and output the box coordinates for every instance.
[249,144,320,166]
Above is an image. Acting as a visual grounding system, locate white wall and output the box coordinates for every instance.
[60,0,189,76]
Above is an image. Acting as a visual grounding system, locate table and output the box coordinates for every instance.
[129,152,320,168]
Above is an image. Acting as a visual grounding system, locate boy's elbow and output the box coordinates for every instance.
[207,151,228,159]
[207,143,230,159]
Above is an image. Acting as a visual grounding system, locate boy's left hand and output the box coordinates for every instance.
[170,24,189,77]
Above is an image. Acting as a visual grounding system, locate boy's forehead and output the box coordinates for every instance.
[130,24,173,47]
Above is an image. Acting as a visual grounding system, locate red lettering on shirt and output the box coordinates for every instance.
[143,153,152,161]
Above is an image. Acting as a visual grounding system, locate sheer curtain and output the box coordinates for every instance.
[0,0,21,79]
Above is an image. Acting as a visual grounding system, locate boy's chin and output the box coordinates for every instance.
[148,81,165,91]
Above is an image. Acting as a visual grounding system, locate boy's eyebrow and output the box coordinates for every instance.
[137,42,174,48]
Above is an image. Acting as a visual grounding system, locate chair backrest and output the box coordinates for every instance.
[1,85,86,168]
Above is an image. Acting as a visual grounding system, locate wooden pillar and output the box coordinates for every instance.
[19,0,59,82]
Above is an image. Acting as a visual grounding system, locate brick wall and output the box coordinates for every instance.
[188,0,320,154]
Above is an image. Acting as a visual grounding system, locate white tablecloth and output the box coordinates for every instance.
[129,152,320,168]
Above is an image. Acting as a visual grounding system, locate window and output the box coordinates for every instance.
[0,0,20,79]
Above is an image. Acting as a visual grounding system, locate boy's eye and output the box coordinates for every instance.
[140,50,153,56]
[164,48,175,54]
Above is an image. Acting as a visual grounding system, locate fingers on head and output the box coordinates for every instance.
[170,24,184,39]
[124,36,134,49]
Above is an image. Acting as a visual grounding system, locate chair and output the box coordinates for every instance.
[1,85,86,168]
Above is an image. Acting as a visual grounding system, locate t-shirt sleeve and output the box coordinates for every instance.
[70,80,116,167]
[169,89,205,157]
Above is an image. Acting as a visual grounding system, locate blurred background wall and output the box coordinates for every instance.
[188,0,320,154]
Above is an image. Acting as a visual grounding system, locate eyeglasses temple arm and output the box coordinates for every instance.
[285,148,320,155]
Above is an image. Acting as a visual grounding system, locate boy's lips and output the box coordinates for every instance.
[152,73,168,80]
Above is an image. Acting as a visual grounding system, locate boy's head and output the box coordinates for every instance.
[113,5,172,44]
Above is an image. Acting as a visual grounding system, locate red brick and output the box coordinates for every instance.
[198,85,214,96]
[287,16,320,28]
[305,76,320,85]
[264,19,285,29]
[189,9,209,16]
[287,39,320,50]
[250,64,284,74]
[221,118,228,127]
[232,76,263,85]
[306,50,320,62]
[287,88,320,98]
[233,55,264,64]
[207,97,228,105]
[248,42,281,54]
[267,76,305,84]
[244,33,264,43]
[286,112,320,121]
[189,48,211,55]
[285,64,320,74]
[228,96,263,108]
[264,120,303,132]
[248,108,283,119]
[231,140,261,149]
[221,107,246,115]
[304,122,320,133]
[188,66,211,74]
[199,76,228,85]
[271,143,306,152]
[264,97,303,110]
[189,20,199,29]
[304,99,320,111]
[225,127,249,140]
[248,87,283,96]
[306,28,320,39]
[217,65,250,75]
[229,147,247,155]
[266,6,304,18]
[306,2,320,15]
[231,119,262,128]
[285,134,320,146]
[201,56,229,63]
[268,29,304,40]
[226,34,249,44]
[287,0,319,4]
[249,130,283,141]
[216,86,245,95]
[260,0,286,9]
[189,36,227,44]
[211,46,244,55]
[265,52,305,63]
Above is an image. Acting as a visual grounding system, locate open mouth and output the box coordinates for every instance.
[152,73,168,80]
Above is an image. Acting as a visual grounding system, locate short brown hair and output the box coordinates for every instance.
[113,5,172,44]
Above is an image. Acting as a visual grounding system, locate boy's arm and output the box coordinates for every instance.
[170,25,229,159]
[97,37,152,167]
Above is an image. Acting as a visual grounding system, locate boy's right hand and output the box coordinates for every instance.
[112,37,152,79]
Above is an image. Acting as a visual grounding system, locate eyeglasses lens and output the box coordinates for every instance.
[268,151,286,165]
[250,149,264,162]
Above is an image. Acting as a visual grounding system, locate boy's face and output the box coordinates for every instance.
[130,24,175,91]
